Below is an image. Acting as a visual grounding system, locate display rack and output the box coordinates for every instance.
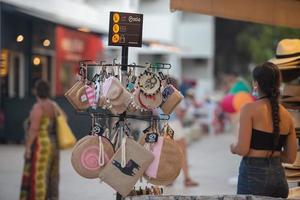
[74,45,172,200]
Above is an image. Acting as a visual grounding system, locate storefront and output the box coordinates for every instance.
[0,2,104,142]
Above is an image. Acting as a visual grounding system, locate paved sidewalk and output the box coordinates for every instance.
[0,133,241,200]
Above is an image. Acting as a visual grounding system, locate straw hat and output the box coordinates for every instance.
[281,84,300,103]
[288,187,300,199]
[288,109,300,129]
[285,168,300,178]
[71,135,114,179]
[283,152,300,170]
[269,39,300,65]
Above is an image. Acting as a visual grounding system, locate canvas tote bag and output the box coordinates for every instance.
[99,137,154,197]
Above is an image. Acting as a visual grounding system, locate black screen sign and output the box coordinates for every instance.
[108,11,143,47]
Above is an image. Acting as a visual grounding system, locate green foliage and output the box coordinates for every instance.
[237,24,300,64]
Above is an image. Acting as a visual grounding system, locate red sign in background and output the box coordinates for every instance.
[55,26,103,95]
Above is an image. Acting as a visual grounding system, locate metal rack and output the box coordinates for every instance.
[75,50,173,199]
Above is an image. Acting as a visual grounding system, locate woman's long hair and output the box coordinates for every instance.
[253,62,281,151]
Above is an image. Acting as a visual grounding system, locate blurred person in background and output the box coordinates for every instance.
[20,80,64,200]
[230,62,297,198]
[168,77,199,187]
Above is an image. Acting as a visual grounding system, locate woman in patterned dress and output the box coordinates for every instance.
[20,80,64,200]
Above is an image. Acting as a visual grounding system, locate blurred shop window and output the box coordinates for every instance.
[61,62,76,93]
[31,55,49,87]
[8,51,25,98]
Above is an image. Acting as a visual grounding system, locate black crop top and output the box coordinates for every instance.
[250,129,288,151]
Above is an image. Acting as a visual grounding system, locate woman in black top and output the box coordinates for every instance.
[230,62,297,198]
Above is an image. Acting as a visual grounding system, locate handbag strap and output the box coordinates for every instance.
[98,136,105,167]
[111,127,120,150]
[121,136,127,168]
[52,101,61,117]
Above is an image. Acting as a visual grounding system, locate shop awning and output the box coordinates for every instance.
[1,0,109,33]
[170,0,300,29]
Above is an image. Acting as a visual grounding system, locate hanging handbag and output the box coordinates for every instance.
[160,84,183,115]
[53,103,77,149]
[99,135,154,197]
[64,80,85,110]
[71,134,115,179]
[140,123,183,186]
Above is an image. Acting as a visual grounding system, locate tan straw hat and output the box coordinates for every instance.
[288,187,300,199]
[281,84,300,103]
[269,39,300,65]
[285,168,300,178]
[283,152,300,170]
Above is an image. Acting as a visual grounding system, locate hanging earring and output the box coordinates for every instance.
[252,86,258,98]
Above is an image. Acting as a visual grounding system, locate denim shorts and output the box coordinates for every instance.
[237,157,288,198]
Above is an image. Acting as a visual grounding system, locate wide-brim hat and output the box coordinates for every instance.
[71,135,115,179]
[280,68,300,82]
[288,187,300,199]
[285,168,300,178]
[288,109,300,129]
[281,84,300,103]
[102,76,123,101]
[269,39,300,65]
[283,152,300,170]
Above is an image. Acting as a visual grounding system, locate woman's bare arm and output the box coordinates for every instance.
[25,104,42,158]
[281,117,297,164]
[230,103,252,156]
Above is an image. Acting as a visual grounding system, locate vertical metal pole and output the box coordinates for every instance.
[121,46,129,69]
[116,45,129,200]
[121,46,129,86]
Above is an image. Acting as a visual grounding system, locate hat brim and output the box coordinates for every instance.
[269,56,300,65]
[288,187,300,199]
[281,96,300,103]
[285,168,300,177]
[283,163,300,170]
[278,65,300,70]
